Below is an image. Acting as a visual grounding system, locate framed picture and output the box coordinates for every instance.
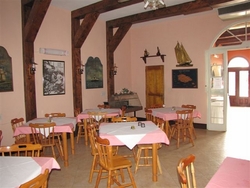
[0,46,13,92]
[43,60,65,95]
[85,56,103,89]
[172,68,198,88]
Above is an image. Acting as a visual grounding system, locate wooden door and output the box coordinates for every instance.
[145,65,164,107]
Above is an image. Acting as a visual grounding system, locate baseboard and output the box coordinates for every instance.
[194,123,206,129]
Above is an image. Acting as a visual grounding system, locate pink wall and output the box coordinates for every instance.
[0,1,247,145]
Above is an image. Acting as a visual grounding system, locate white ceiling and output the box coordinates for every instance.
[50,0,195,21]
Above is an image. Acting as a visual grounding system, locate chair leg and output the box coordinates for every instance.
[76,125,82,143]
[135,148,142,173]
[89,155,97,183]
[157,155,162,174]
[95,168,103,188]
[127,167,137,188]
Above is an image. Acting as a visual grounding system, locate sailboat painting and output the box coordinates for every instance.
[174,42,192,67]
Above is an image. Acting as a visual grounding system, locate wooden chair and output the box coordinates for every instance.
[44,113,65,157]
[97,104,110,109]
[134,117,164,173]
[177,154,196,188]
[88,111,107,129]
[95,136,137,188]
[29,122,63,160]
[74,108,87,144]
[0,130,2,146]
[121,105,127,117]
[111,116,137,123]
[11,117,28,144]
[87,123,119,183]
[19,168,49,188]
[144,108,153,121]
[169,110,194,148]
[111,116,137,160]
[181,104,197,139]
[44,112,66,117]
[0,144,42,157]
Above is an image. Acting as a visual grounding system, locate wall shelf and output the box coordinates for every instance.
[140,54,166,64]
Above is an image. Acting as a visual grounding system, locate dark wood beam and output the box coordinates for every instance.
[107,23,132,98]
[73,12,100,48]
[107,0,236,27]
[72,18,82,112]
[22,0,51,121]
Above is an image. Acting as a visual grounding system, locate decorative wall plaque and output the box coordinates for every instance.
[0,46,13,92]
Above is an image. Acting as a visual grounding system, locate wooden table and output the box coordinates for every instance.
[77,108,121,145]
[13,117,76,167]
[0,156,60,187]
[205,157,250,188]
[99,121,169,182]
[151,107,201,136]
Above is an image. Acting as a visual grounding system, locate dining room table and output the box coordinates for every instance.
[205,157,250,188]
[13,117,76,167]
[77,108,121,145]
[150,106,201,136]
[99,120,169,182]
[0,156,60,187]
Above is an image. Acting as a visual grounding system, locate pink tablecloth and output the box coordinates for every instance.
[151,107,201,121]
[77,108,121,122]
[13,117,76,136]
[100,121,169,149]
[0,156,60,188]
[205,157,250,188]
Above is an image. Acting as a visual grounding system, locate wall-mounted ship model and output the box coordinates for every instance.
[175,41,193,67]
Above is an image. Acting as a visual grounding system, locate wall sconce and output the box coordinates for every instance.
[79,64,85,74]
[30,58,37,75]
[111,64,118,76]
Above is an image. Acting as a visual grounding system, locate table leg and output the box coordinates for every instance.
[84,119,88,145]
[62,132,69,167]
[152,143,158,182]
[70,129,75,155]
[165,120,170,137]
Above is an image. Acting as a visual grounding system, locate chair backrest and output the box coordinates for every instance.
[121,105,127,117]
[111,116,137,122]
[181,104,196,110]
[97,104,110,109]
[44,113,66,117]
[88,111,107,124]
[29,122,56,145]
[0,144,42,157]
[177,154,196,188]
[176,110,193,128]
[95,136,113,169]
[19,168,49,188]
[11,117,27,143]
[74,108,80,117]
[0,130,3,146]
[155,117,164,130]
[87,123,98,155]
[144,108,153,121]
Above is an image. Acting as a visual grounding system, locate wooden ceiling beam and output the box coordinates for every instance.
[109,23,132,52]
[73,12,100,48]
[107,0,236,27]
[23,0,51,42]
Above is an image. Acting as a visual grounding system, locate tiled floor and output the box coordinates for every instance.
[48,107,250,188]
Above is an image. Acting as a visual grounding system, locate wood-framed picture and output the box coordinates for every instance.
[43,60,65,95]
[172,68,198,88]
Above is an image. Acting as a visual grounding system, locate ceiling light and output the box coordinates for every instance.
[144,0,165,10]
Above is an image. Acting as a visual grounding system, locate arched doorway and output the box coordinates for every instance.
[228,56,250,106]
[206,20,250,131]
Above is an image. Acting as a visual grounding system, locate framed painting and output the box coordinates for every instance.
[0,46,13,92]
[172,68,198,88]
[43,60,65,95]
[85,56,103,89]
